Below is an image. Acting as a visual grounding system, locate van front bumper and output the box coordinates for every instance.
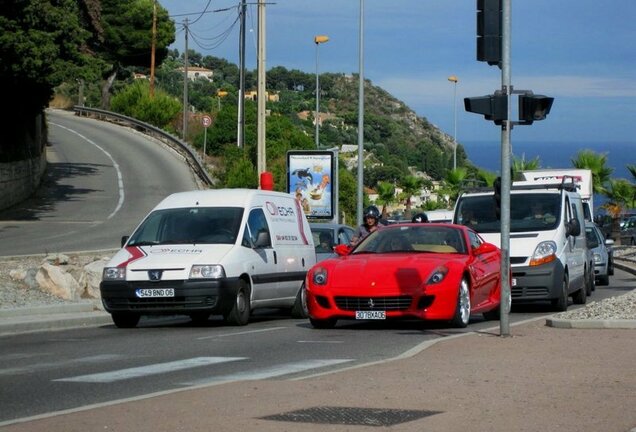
[100,278,242,316]
[510,259,565,302]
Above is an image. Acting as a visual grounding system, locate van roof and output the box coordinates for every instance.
[153,189,295,210]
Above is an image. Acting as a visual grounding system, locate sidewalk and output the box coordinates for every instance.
[1,261,635,432]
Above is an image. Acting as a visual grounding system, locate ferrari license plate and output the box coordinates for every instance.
[135,288,175,298]
[356,310,386,320]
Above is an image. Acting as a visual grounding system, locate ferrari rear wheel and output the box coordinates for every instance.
[450,278,471,328]
[309,317,337,329]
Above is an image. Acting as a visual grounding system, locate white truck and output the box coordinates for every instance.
[453,176,592,311]
[521,169,593,221]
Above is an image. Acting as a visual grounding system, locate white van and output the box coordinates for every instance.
[100,189,316,328]
[453,177,591,311]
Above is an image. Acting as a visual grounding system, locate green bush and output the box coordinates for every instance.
[111,80,181,129]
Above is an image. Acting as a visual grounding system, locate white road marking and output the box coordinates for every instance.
[0,354,124,376]
[181,359,354,386]
[50,122,125,220]
[297,340,345,344]
[53,357,246,383]
[196,326,287,340]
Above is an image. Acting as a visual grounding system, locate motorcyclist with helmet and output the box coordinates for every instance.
[350,205,382,246]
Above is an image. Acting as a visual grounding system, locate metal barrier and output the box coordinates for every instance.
[73,106,214,186]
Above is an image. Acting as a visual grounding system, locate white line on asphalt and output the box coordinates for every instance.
[297,340,345,343]
[196,326,287,340]
[50,122,125,220]
[0,354,124,376]
[181,359,354,386]
[53,356,246,383]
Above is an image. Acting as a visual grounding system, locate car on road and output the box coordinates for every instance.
[620,215,636,246]
[305,223,503,329]
[309,222,355,262]
[585,222,614,286]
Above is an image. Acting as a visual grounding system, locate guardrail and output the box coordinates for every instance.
[73,106,214,186]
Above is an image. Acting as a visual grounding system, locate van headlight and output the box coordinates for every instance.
[190,265,225,279]
[529,241,557,266]
[103,267,126,281]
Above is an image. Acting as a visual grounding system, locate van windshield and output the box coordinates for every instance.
[457,193,561,233]
[127,207,244,246]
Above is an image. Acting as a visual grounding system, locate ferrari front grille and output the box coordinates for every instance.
[334,296,412,311]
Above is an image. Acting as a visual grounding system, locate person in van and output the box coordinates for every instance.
[528,201,556,224]
[316,231,334,253]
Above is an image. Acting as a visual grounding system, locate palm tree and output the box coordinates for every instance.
[376,181,395,220]
[512,153,541,180]
[571,149,613,195]
[476,169,498,187]
[441,167,468,207]
[601,178,635,245]
[400,175,423,221]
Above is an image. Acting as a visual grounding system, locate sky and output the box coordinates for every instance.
[160,0,636,148]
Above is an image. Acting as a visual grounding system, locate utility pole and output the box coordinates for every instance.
[237,0,246,148]
[256,0,266,175]
[499,0,512,336]
[149,0,157,98]
[182,18,189,140]
[356,0,365,226]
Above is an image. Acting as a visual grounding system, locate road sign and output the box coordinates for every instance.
[202,115,212,128]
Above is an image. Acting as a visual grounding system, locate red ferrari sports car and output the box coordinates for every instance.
[306,223,503,328]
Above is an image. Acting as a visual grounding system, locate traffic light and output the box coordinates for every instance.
[464,94,507,124]
[477,0,502,66]
[518,93,554,124]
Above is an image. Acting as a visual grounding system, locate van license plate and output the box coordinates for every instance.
[356,311,386,320]
[135,288,175,298]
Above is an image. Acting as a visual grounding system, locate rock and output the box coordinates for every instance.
[35,263,81,300]
[79,258,109,299]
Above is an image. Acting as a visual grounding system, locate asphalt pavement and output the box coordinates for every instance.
[1,260,635,431]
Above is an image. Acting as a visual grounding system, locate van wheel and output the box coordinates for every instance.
[450,278,471,328]
[585,266,594,295]
[572,274,587,305]
[224,280,251,326]
[291,283,309,319]
[551,275,569,312]
[111,313,140,328]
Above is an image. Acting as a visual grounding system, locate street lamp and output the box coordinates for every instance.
[448,75,458,169]
[314,35,329,148]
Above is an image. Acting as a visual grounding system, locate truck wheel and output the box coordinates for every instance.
[551,275,569,312]
[111,313,140,328]
[224,280,251,326]
[291,283,309,319]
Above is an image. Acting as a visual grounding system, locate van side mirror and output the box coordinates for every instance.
[121,236,129,248]
[566,218,581,237]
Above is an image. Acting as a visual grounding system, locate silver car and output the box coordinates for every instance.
[585,222,614,286]
[620,215,636,246]
[309,222,355,262]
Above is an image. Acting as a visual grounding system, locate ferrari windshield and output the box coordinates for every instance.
[127,207,243,246]
[353,225,467,254]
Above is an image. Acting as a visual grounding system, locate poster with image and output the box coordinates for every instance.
[286,151,334,219]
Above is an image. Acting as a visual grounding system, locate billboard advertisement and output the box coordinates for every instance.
[287,150,335,220]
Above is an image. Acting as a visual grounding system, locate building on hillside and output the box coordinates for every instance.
[177,66,214,81]
[244,90,280,102]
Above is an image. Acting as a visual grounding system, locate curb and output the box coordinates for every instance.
[0,303,111,336]
[546,317,636,329]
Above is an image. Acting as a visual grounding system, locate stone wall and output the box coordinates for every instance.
[0,154,46,211]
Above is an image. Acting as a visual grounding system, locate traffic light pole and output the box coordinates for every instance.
[499,0,511,337]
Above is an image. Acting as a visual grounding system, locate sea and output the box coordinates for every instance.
[462,141,634,180]
[461,140,635,212]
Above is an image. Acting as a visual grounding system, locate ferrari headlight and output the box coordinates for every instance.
[426,266,448,285]
[102,267,126,281]
[529,241,557,266]
[312,267,328,285]
[190,265,225,279]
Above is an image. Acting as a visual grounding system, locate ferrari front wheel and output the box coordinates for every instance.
[450,278,471,328]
